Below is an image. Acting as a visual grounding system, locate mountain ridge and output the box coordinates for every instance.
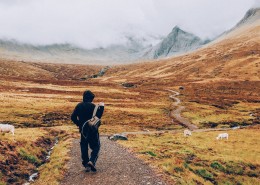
[0,26,207,64]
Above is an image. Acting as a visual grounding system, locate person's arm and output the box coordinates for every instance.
[71,104,80,127]
[96,102,104,119]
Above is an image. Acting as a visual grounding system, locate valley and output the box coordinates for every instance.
[0,7,259,185]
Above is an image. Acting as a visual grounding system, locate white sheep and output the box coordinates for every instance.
[216,133,228,140]
[184,129,192,137]
[0,124,15,135]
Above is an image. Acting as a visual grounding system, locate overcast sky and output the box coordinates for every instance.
[0,0,258,49]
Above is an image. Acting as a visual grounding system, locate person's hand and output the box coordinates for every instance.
[99,102,105,106]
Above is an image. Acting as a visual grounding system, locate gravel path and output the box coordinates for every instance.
[61,137,168,185]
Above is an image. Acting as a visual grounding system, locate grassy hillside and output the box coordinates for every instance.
[0,60,102,80]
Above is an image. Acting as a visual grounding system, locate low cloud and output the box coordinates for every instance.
[253,0,260,7]
[0,0,255,49]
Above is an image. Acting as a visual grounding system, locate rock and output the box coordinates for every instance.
[179,86,184,90]
[122,83,136,88]
[232,126,240,130]
[108,134,128,141]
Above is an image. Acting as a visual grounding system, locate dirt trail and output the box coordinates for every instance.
[121,90,197,136]
[61,137,167,185]
[120,90,239,136]
[167,90,198,130]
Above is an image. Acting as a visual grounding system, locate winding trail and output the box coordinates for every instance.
[119,90,239,136]
[167,90,198,130]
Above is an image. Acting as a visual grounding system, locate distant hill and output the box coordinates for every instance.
[0,37,153,65]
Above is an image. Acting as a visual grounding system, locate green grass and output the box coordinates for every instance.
[19,149,40,165]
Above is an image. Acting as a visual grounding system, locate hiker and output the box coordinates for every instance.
[71,90,104,172]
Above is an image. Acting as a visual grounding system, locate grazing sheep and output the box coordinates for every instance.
[184,129,192,137]
[0,124,15,135]
[216,133,228,140]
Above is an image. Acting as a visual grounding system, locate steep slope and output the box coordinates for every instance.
[143,26,208,59]
[107,8,260,82]
[234,7,260,28]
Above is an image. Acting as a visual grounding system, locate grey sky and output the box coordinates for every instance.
[0,0,258,49]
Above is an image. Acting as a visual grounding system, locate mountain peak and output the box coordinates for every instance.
[235,7,260,27]
[171,26,183,33]
[151,26,205,59]
[172,26,180,30]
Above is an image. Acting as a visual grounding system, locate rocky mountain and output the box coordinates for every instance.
[143,26,209,59]
[0,26,210,64]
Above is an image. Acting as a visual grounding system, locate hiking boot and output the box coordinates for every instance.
[87,161,97,172]
[85,166,91,172]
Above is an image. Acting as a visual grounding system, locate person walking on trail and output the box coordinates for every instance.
[71,90,104,172]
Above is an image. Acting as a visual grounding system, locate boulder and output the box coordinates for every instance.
[109,134,128,141]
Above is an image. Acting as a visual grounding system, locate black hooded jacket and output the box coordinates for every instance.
[71,90,104,131]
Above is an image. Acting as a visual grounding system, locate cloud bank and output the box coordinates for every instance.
[253,0,260,7]
[0,0,256,49]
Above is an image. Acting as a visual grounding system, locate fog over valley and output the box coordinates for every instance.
[0,0,257,49]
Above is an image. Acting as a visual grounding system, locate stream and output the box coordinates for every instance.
[23,137,59,185]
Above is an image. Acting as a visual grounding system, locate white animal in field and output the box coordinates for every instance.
[216,133,228,140]
[184,129,192,136]
[0,124,15,135]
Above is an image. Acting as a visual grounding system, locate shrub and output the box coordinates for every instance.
[141,151,156,157]
[202,122,218,128]
[247,171,258,177]
[183,162,189,169]
[195,169,214,181]
[174,167,184,173]
[225,162,245,175]
[248,163,256,170]
[19,149,40,165]
[185,153,196,164]
[210,161,225,172]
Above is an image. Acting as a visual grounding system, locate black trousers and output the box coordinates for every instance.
[80,131,100,167]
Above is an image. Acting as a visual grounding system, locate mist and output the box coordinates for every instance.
[253,0,260,7]
[0,0,256,49]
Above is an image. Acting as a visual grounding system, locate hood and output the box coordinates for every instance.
[83,90,95,102]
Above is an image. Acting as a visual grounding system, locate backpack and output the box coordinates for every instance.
[81,104,101,138]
